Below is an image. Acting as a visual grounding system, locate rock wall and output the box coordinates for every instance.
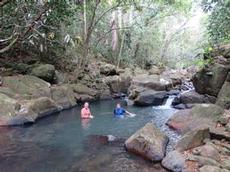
[192,44,230,109]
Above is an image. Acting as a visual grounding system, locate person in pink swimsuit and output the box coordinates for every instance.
[81,102,94,119]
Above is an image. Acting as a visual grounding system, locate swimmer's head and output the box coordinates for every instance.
[84,102,89,108]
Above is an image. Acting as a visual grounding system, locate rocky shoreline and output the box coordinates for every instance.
[0,58,190,126]
[0,45,230,171]
[123,44,230,172]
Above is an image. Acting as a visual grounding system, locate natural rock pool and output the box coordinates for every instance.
[0,99,180,172]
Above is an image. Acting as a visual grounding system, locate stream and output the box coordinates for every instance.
[0,98,179,172]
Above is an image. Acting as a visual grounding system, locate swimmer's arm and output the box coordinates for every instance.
[125,110,136,116]
[89,110,94,118]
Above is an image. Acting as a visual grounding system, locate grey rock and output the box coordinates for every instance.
[162,150,186,172]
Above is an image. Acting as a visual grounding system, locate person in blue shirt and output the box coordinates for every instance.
[113,103,135,118]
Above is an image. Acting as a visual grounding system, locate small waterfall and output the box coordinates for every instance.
[153,95,176,109]
[164,96,175,107]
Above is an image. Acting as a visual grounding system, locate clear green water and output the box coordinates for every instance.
[0,100,178,172]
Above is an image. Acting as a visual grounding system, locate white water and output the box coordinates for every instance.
[153,95,176,109]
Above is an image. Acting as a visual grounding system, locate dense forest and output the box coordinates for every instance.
[0,1,230,172]
[1,0,229,71]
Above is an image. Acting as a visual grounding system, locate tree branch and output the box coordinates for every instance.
[92,2,123,31]
[95,27,132,47]
[0,0,11,7]
[0,36,18,53]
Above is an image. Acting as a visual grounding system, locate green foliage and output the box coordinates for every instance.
[195,45,214,68]
[202,0,230,44]
[0,0,222,71]
[195,57,214,68]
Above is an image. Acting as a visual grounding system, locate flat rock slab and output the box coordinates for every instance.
[167,104,224,134]
[175,127,210,151]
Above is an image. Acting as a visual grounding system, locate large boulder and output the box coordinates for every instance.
[103,74,132,94]
[18,97,60,122]
[161,70,183,87]
[175,127,210,151]
[167,104,224,134]
[1,75,51,99]
[51,85,76,109]
[133,90,168,106]
[131,74,171,91]
[0,93,20,121]
[216,81,230,109]
[125,123,168,161]
[192,144,220,162]
[0,97,60,126]
[180,90,214,104]
[148,66,162,75]
[31,64,55,83]
[172,90,217,108]
[128,85,146,100]
[161,150,186,172]
[192,63,229,97]
[70,83,99,102]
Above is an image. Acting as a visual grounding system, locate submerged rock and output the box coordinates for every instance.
[125,122,168,162]
[161,150,186,172]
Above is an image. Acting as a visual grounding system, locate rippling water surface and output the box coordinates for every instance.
[0,100,179,172]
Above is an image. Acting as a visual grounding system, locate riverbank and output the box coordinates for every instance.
[0,58,191,126]
[0,99,177,172]
[0,44,230,172]
[104,44,230,172]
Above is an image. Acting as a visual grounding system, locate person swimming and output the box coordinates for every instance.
[113,103,135,117]
[81,102,94,119]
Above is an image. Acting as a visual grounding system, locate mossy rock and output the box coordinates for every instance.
[31,64,55,83]
[191,104,224,121]
[0,93,20,117]
[70,84,98,97]
[51,85,76,109]
[22,97,60,120]
[193,63,229,96]
[216,81,230,109]
[2,75,51,99]
[167,104,224,134]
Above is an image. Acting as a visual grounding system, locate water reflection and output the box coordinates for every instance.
[81,119,92,130]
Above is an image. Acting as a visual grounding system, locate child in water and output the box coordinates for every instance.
[113,103,135,118]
